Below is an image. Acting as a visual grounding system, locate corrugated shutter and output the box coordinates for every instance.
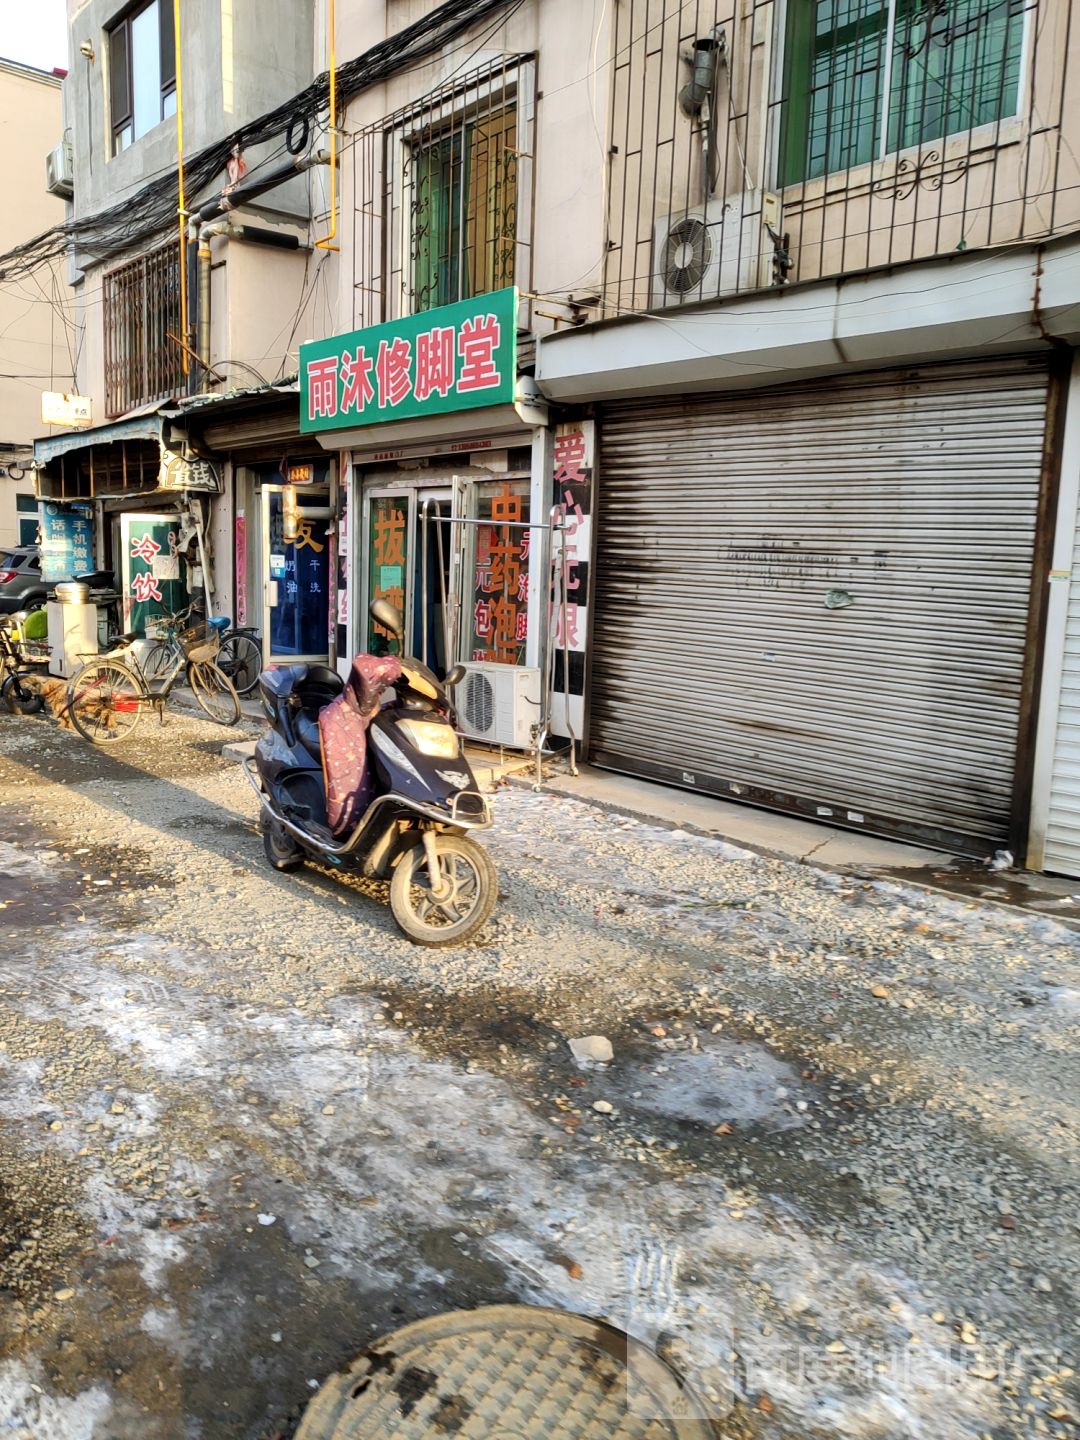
[1043,532,1080,873]
[592,357,1050,853]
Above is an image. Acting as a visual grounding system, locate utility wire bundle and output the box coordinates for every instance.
[0,0,516,284]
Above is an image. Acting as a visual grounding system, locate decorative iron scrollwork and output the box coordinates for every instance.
[874,150,969,200]
[900,0,1021,58]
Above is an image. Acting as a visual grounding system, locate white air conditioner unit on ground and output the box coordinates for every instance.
[455,663,541,749]
[45,140,74,199]
[651,190,780,307]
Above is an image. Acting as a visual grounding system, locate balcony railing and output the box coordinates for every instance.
[103,242,184,417]
[349,56,535,329]
[602,0,1077,317]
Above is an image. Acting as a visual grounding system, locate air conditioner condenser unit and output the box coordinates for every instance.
[45,140,74,199]
[651,190,780,307]
[455,663,541,749]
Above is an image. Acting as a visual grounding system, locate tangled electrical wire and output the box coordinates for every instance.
[0,0,518,284]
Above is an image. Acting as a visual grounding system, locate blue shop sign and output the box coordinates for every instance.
[39,503,94,583]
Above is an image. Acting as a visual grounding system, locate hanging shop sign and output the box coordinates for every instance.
[300,288,518,434]
[38,502,93,582]
[41,391,92,429]
[159,449,222,493]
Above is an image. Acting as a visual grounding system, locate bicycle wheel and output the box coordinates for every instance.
[188,660,241,726]
[140,639,176,686]
[67,660,143,744]
[217,631,262,695]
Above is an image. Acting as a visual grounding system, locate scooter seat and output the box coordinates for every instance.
[295,710,323,759]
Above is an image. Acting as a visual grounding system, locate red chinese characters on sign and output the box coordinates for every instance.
[552,430,589,655]
[131,570,162,604]
[414,326,455,403]
[376,337,412,408]
[130,534,162,563]
[307,357,339,421]
[341,346,375,414]
[470,481,529,664]
[457,315,502,392]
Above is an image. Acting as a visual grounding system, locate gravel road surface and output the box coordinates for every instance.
[0,709,1075,1439]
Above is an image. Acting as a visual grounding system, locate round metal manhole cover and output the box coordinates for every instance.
[295,1305,713,1439]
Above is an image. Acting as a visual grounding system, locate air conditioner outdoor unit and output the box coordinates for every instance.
[45,140,74,199]
[651,190,780,307]
[455,663,541,749]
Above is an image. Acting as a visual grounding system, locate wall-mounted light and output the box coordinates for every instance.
[79,40,95,61]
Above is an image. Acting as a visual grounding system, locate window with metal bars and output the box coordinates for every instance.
[779,0,1027,185]
[103,243,184,418]
[408,103,519,312]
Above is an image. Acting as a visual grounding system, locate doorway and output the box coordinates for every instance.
[261,485,332,663]
[361,481,463,675]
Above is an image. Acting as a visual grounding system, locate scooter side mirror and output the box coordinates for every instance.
[444,663,466,687]
[369,597,404,639]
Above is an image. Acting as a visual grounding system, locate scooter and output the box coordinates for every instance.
[242,598,499,946]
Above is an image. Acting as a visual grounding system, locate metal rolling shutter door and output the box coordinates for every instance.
[591,357,1050,853]
[1043,528,1080,874]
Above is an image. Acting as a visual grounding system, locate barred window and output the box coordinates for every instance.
[103,243,184,417]
[780,0,1027,185]
[410,102,519,313]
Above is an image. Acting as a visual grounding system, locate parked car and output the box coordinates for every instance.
[0,547,46,616]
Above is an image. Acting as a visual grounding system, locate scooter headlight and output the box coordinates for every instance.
[396,718,461,758]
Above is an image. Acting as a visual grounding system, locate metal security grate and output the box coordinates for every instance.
[603,0,1074,317]
[103,241,184,417]
[349,57,534,328]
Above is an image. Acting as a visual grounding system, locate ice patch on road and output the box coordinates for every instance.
[139,1231,187,1291]
[624,1038,808,1130]
[0,1359,111,1438]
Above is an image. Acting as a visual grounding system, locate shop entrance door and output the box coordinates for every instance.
[120,512,187,634]
[362,481,465,675]
[261,485,332,663]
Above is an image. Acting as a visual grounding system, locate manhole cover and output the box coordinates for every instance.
[295,1304,713,1438]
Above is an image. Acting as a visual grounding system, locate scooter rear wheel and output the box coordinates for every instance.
[1,673,43,715]
[262,816,304,872]
[389,833,498,947]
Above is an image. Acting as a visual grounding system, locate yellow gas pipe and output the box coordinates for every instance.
[174,0,189,374]
[314,0,339,251]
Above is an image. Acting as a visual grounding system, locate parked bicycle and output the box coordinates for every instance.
[66,603,240,744]
[0,616,44,715]
[215,623,261,696]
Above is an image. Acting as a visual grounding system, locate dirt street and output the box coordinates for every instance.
[0,709,1076,1439]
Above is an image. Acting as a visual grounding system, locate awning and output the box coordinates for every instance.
[33,412,170,465]
[314,384,549,459]
[33,406,221,502]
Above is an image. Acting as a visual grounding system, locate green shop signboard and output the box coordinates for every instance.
[300,288,518,434]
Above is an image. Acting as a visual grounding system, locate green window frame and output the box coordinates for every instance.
[411,103,518,313]
[779,0,1026,186]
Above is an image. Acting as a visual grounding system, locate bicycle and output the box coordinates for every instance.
[215,623,262,696]
[66,603,240,744]
[0,617,44,715]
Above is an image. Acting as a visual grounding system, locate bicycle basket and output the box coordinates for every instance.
[180,623,220,663]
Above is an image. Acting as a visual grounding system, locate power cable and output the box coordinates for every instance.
[0,0,522,285]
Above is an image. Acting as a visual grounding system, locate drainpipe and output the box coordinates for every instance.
[191,219,312,392]
[197,226,213,393]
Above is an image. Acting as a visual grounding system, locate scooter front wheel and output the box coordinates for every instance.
[389,833,498,947]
